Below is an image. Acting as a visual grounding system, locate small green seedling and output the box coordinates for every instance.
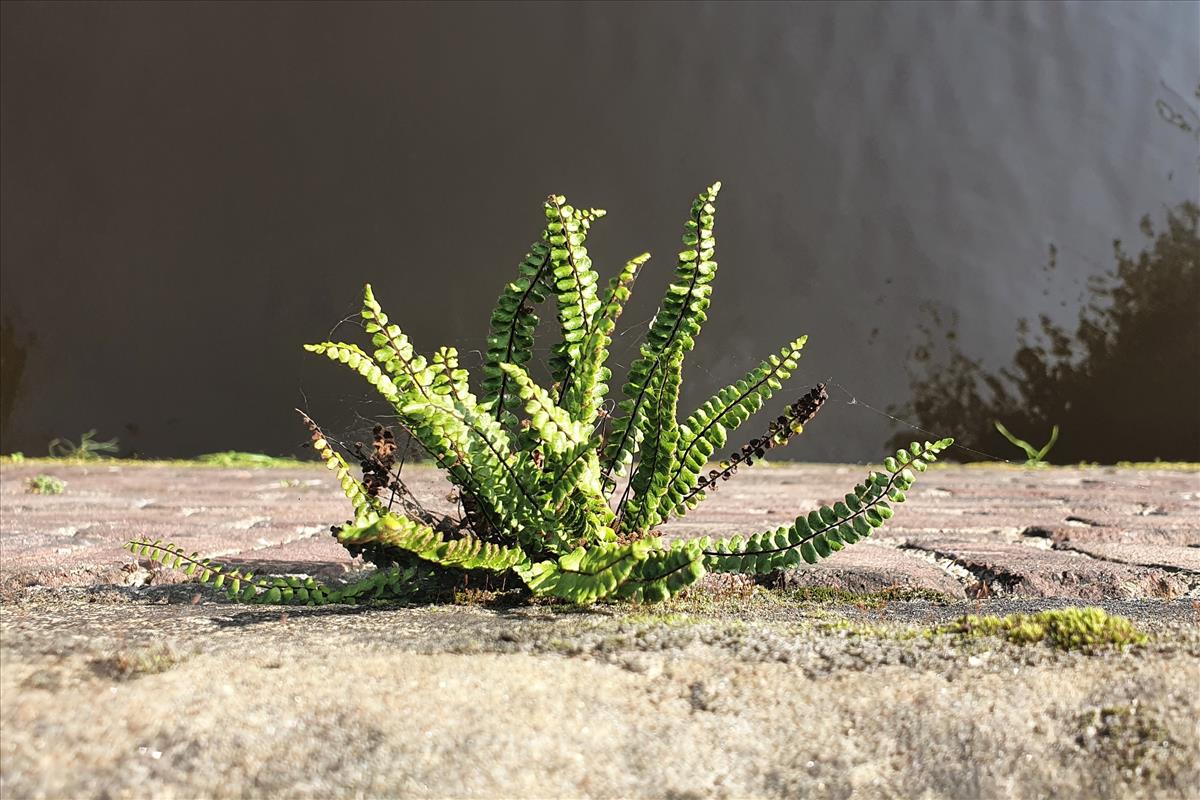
[27,475,65,495]
[48,429,119,459]
[995,421,1059,467]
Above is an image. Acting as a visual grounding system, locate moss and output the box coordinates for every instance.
[1112,461,1200,471]
[655,583,953,616]
[26,474,65,494]
[452,586,528,608]
[814,618,921,640]
[941,607,1147,651]
[621,611,695,626]
[772,585,953,607]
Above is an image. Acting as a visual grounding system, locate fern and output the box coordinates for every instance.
[601,183,721,486]
[543,196,603,399]
[617,346,684,532]
[675,382,829,514]
[122,539,420,605]
[128,183,952,605]
[481,238,551,420]
[339,514,530,573]
[661,336,808,518]
[695,439,953,574]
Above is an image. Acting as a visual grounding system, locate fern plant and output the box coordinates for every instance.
[128,182,952,605]
[48,429,119,459]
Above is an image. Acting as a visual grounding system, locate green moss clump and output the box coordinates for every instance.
[942,607,1147,651]
[26,474,65,494]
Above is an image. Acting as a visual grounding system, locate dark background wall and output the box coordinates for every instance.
[1,1,1196,461]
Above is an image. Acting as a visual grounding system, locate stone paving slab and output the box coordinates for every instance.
[902,537,1193,600]
[2,594,1198,800]
[3,462,1200,799]
[2,462,1198,601]
[769,542,968,598]
[1023,521,1200,547]
[0,464,455,594]
[1046,541,1200,573]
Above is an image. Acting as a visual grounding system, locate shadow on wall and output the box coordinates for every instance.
[896,84,1200,464]
[0,317,34,445]
[894,200,1200,463]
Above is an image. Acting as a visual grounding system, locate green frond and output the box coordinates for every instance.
[338,513,530,573]
[499,362,589,454]
[480,237,552,418]
[658,336,807,519]
[302,342,402,403]
[694,439,954,574]
[297,411,383,524]
[516,537,705,605]
[542,196,603,399]
[618,347,683,532]
[126,538,425,605]
[516,542,639,605]
[612,539,707,603]
[602,181,721,484]
[124,539,340,605]
[323,565,422,605]
[561,252,650,425]
[359,284,435,399]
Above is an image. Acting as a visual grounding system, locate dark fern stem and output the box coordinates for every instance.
[298,414,435,571]
[343,425,408,569]
[682,383,829,505]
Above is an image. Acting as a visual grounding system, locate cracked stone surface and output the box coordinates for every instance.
[1052,542,1200,573]
[2,461,1198,799]
[900,538,1193,600]
[770,542,970,598]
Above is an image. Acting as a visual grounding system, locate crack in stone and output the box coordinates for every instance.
[894,543,979,590]
[909,531,1102,590]
[1049,543,1200,597]
[897,542,1031,598]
